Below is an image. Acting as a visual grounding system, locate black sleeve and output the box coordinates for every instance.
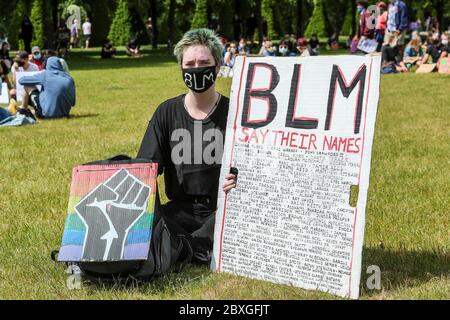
[137,108,169,175]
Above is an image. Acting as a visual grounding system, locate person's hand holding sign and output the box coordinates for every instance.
[223,167,238,193]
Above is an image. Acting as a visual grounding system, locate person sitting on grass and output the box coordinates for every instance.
[309,33,320,55]
[126,35,141,57]
[381,34,408,74]
[403,32,424,69]
[260,38,277,57]
[223,41,237,68]
[17,56,75,119]
[8,51,39,112]
[30,46,44,71]
[278,40,296,57]
[101,39,117,59]
[296,38,318,57]
[420,33,449,67]
[137,28,237,266]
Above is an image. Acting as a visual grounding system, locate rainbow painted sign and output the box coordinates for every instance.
[58,163,158,262]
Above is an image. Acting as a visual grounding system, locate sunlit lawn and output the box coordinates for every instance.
[0,47,448,299]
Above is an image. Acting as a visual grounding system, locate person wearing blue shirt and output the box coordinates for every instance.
[18,56,76,118]
[278,40,296,57]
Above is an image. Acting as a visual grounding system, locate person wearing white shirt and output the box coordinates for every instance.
[8,51,39,113]
[82,18,92,49]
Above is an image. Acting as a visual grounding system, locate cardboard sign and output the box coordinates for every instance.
[15,71,41,102]
[212,55,381,299]
[58,163,158,262]
[415,63,436,74]
[357,38,378,54]
[438,58,450,74]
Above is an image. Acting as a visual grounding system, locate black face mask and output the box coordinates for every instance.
[182,65,217,93]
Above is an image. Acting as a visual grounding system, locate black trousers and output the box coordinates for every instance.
[157,200,216,264]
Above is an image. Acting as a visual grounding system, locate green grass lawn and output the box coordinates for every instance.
[0,47,448,300]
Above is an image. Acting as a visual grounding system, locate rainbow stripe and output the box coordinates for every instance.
[58,163,158,262]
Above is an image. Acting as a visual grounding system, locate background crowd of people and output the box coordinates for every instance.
[1,0,448,123]
[216,0,449,76]
[0,45,75,122]
[352,0,449,74]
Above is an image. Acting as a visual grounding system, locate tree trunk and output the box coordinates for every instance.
[43,0,55,49]
[436,0,444,32]
[150,0,158,49]
[296,0,303,37]
[233,0,241,41]
[256,0,264,44]
[351,0,357,37]
[49,0,59,49]
[167,0,175,51]
[334,0,347,39]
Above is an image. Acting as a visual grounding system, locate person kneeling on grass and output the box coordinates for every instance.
[137,28,237,265]
[420,34,449,68]
[18,56,76,119]
[381,34,408,74]
[126,35,142,57]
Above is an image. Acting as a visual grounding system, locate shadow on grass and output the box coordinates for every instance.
[66,48,177,71]
[64,46,355,72]
[68,113,100,120]
[30,113,99,123]
[77,247,449,297]
[83,264,211,296]
[360,246,449,296]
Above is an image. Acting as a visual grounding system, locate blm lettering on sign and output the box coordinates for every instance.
[212,55,381,299]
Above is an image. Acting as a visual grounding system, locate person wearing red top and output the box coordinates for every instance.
[30,46,44,71]
[375,2,388,51]
[357,0,375,40]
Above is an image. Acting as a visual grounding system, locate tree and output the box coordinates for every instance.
[304,0,327,38]
[255,0,264,44]
[296,0,304,37]
[191,0,208,29]
[150,0,159,49]
[30,0,45,48]
[167,0,176,51]
[7,0,28,49]
[216,0,233,40]
[262,0,277,39]
[108,0,133,46]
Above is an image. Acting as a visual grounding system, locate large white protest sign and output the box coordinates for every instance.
[15,71,41,102]
[212,55,381,299]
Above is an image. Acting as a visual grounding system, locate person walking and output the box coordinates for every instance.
[82,18,92,49]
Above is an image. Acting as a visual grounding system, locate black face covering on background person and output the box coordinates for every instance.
[182,65,217,93]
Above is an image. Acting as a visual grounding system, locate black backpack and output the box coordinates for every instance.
[51,155,193,282]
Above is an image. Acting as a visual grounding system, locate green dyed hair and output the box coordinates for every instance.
[174,28,224,66]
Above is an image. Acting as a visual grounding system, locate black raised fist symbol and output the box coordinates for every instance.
[75,169,150,261]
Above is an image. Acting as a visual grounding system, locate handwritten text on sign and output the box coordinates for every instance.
[212,55,381,299]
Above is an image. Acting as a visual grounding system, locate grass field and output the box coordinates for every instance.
[0,47,448,300]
